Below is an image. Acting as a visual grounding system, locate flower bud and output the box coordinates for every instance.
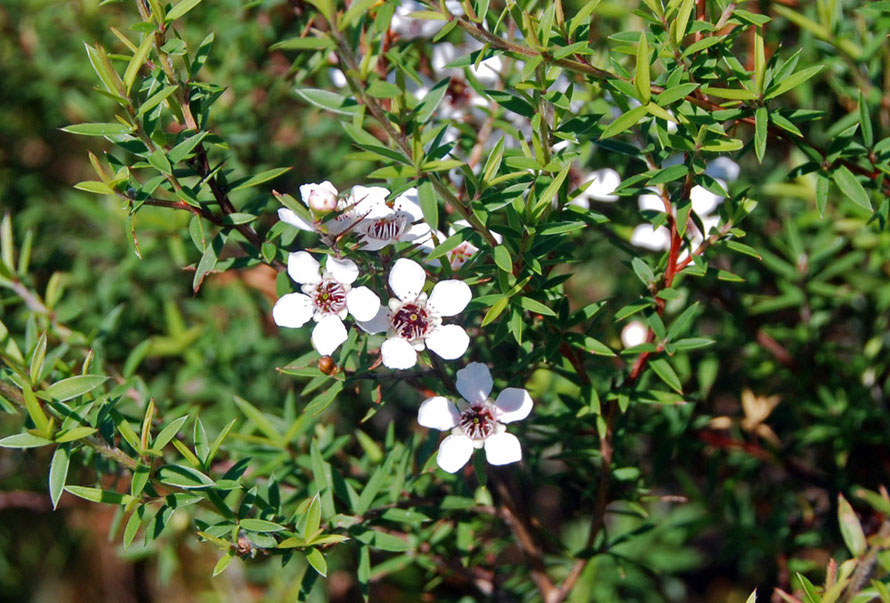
[307,187,338,213]
[318,355,337,375]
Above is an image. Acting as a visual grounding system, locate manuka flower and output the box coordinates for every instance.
[418,362,533,473]
[358,258,471,369]
[273,251,380,355]
[277,183,391,237]
[352,188,433,251]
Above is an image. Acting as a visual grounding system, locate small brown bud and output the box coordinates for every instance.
[318,355,337,375]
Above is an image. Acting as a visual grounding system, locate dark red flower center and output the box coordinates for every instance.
[460,405,495,440]
[364,215,408,242]
[390,302,430,340]
[314,280,347,314]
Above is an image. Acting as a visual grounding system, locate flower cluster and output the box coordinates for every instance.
[273,181,534,472]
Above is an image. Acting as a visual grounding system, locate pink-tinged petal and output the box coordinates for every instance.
[346,286,380,322]
[299,181,338,204]
[299,181,338,212]
[287,251,321,284]
[356,305,390,334]
[325,256,359,285]
[418,396,460,431]
[428,280,471,317]
[425,325,469,360]
[272,293,314,328]
[456,362,493,405]
[436,434,475,473]
[494,388,533,423]
[311,315,348,356]
[389,258,426,301]
[277,208,313,231]
[381,337,418,369]
[484,432,522,466]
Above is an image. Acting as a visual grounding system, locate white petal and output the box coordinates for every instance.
[630,224,671,251]
[418,396,461,431]
[705,156,740,182]
[494,388,533,423]
[586,168,621,202]
[325,256,359,285]
[381,337,418,369]
[393,188,424,221]
[436,434,475,473]
[402,222,433,244]
[277,208,313,231]
[425,325,469,360]
[484,432,522,466]
[311,315,348,356]
[272,293,314,328]
[428,280,471,317]
[456,362,493,405]
[287,251,321,284]
[299,181,338,204]
[389,258,426,301]
[638,189,665,212]
[690,180,725,217]
[346,286,381,322]
[620,320,649,348]
[356,305,390,334]
[349,185,389,216]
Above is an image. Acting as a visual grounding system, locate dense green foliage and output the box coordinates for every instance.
[2,0,890,601]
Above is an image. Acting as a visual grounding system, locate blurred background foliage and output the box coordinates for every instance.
[1,0,890,601]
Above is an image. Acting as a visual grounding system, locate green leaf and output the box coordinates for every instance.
[303,494,322,539]
[0,432,53,448]
[54,426,97,443]
[859,91,874,148]
[61,123,133,137]
[65,486,133,505]
[295,88,359,115]
[240,519,285,533]
[493,245,512,273]
[270,36,334,51]
[656,83,699,106]
[213,551,234,577]
[43,375,108,402]
[763,65,824,100]
[234,395,281,440]
[231,167,291,192]
[123,35,154,94]
[306,548,328,577]
[753,27,766,95]
[832,165,872,211]
[601,104,648,139]
[152,415,189,452]
[699,87,757,100]
[157,464,216,489]
[649,358,683,394]
[838,494,866,557]
[356,455,394,515]
[29,332,46,385]
[583,336,616,356]
[481,296,510,327]
[631,257,655,285]
[339,0,378,29]
[136,85,178,117]
[518,296,556,317]
[49,444,70,509]
[535,164,571,212]
[754,106,767,163]
[22,383,50,437]
[816,172,829,217]
[634,33,650,104]
[74,181,116,195]
[165,0,203,23]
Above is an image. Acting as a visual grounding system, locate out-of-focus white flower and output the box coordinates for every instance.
[620,320,649,348]
[705,156,740,182]
[358,258,471,369]
[570,168,622,208]
[391,0,463,39]
[422,220,503,270]
[690,179,727,217]
[432,39,503,87]
[630,224,671,251]
[638,188,665,212]
[273,251,381,356]
[418,362,533,473]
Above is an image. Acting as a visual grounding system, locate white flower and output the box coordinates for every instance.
[690,179,726,217]
[621,320,649,348]
[638,188,665,212]
[278,181,340,232]
[358,258,471,369]
[352,187,433,251]
[418,362,533,473]
[431,39,503,87]
[630,224,671,251]
[570,168,622,208]
[422,220,503,270]
[705,157,740,182]
[273,251,381,356]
